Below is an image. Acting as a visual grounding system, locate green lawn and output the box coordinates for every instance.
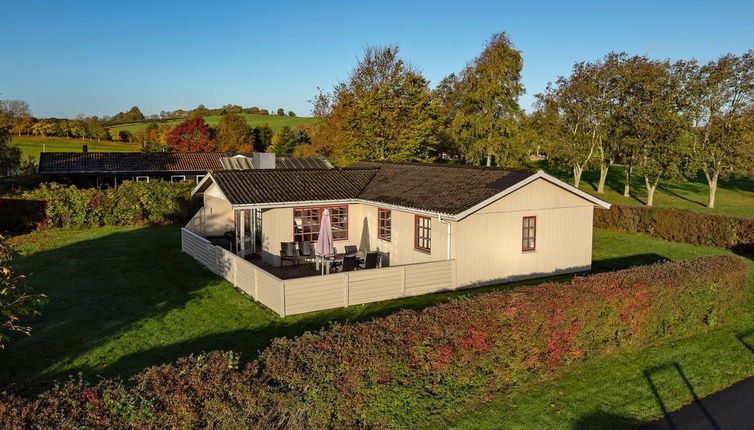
[531,161,754,219]
[2,225,752,428]
[113,113,319,134]
[11,136,138,160]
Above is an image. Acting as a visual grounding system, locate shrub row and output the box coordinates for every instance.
[0,255,747,429]
[22,181,200,229]
[0,199,46,234]
[595,205,754,252]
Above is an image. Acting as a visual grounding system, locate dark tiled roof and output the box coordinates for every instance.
[352,161,537,214]
[212,169,377,205]
[219,156,333,170]
[208,161,537,215]
[38,152,230,174]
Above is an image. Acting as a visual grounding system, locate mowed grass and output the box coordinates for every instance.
[114,113,319,134]
[2,224,752,427]
[12,136,138,160]
[531,161,754,219]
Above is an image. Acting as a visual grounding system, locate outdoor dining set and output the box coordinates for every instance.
[279,241,386,274]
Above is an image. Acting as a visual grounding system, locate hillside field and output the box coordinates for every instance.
[11,136,138,160]
[113,113,319,134]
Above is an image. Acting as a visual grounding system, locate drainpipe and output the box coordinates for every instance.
[437,214,452,261]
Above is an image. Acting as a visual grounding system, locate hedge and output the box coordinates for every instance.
[595,205,754,253]
[22,181,200,229]
[0,255,747,429]
[0,199,46,234]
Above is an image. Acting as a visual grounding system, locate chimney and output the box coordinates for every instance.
[82,144,88,153]
[252,152,275,169]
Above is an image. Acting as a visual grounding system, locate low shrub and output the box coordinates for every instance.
[0,199,46,234]
[0,256,747,429]
[23,181,200,229]
[595,205,754,252]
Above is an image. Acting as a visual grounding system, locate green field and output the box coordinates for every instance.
[11,136,138,160]
[113,113,319,134]
[2,225,753,430]
[530,161,754,219]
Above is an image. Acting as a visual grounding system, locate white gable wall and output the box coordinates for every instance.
[453,178,595,287]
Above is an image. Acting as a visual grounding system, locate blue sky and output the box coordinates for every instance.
[1,1,752,118]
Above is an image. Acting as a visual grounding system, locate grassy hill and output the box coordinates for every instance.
[113,114,319,134]
[11,136,138,160]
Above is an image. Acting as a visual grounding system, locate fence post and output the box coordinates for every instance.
[401,266,407,297]
[344,273,350,307]
[254,268,258,300]
[280,281,286,317]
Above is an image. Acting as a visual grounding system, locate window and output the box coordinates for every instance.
[522,216,536,251]
[378,208,391,241]
[171,175,186,182]
[415,215,431,252]
[135,176,149,182]
[196,175,205,183]
[293,206,348,242]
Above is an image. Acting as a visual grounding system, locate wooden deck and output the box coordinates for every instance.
[245,256,322,279]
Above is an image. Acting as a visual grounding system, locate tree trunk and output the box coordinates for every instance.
[486,152,493,167]
[644,176,659,206]
[623,164,633,197]
[597,161,610,193]
[573,165,583,188]
[705,169,719,209]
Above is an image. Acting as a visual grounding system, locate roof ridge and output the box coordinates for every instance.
[351,160,535,173]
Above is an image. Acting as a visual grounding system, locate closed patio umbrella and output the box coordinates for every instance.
[315,208,335,258]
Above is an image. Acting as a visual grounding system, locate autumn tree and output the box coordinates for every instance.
[189,104,210,119]
[446,32,525,167]
[270,126,311,156]
[332,45,439,163]
[166,118,216,152]
[216,112,252,152]
[683,51,754,208]
[0,126,21,175]
[0,236,46,348]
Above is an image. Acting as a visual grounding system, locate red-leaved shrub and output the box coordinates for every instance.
[0,256,746,429]
[595,205,754,252]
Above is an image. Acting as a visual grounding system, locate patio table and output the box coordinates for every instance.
[316,252,364,274]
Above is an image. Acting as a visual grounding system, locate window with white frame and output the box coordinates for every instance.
[170,175,186,182]
[135,176,149,182]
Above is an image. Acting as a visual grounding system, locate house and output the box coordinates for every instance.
[182,161,610,316]
[37,150,332,189]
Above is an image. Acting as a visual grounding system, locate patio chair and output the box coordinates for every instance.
[341,255,357,272]
[297,241,314,263]
[360,251,379,270]
[344,245,358,255]
[280,242,298,267]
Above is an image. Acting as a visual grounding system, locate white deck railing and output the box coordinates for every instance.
[181,227,457,317]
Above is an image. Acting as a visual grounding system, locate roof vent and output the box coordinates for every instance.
[252,152,275,169]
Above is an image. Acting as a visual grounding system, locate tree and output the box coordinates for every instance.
[622,59,690,206]
[189,104,210,119]
[287,111,296,117]
[270,126,311,156]
[276,108,285,116]
[216,112,252,152]
[332,45,439,163]
[0,126,21,175]
[684,51,754,208]
[0,237,46,348]
[251,124,273,152]
[109,128,121,141]
[112,106,145,122]
[167,118,216,152]
[447,32,525,167]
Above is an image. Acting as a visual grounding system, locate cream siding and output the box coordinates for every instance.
[203,182,234,237]
[454,178,594,287]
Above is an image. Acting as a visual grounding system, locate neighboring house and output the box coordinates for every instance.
[182,162,610,317]
[37,150,332,189]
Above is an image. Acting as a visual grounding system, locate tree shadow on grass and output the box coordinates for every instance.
[0,224,671,396]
